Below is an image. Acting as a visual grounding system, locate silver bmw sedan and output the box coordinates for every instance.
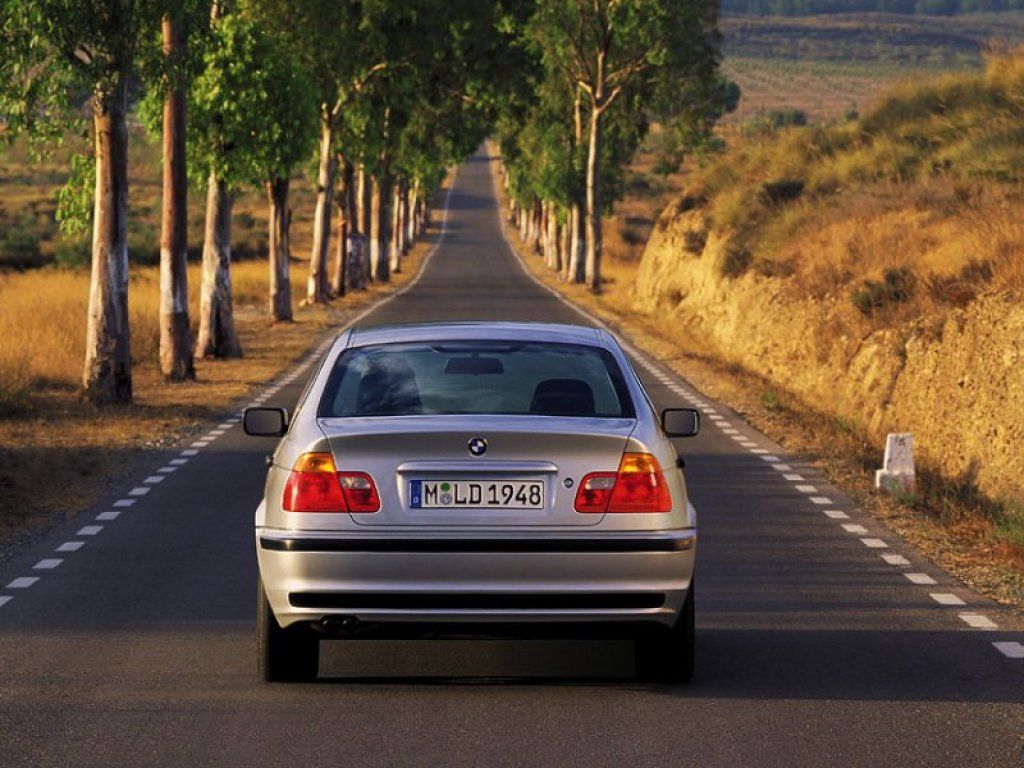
[244,322,700,683]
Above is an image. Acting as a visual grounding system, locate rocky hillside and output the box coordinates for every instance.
[633,50,1024,502]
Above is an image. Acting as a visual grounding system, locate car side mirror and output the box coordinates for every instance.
[243,407,289,437]
[662,408,700,438]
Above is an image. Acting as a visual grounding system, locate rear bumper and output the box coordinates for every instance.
[256,529,695,630]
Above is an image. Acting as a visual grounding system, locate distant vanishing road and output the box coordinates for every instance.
[0,147,1021,767]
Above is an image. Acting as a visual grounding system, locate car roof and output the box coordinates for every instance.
[344,321,609,349]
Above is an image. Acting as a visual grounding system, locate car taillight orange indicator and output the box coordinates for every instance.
[574,453,672,514]
[282,453,379,513]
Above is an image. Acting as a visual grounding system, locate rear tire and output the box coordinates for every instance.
[635,583,695,684]
[258,579,319,682]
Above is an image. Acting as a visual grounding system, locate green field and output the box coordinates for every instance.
[722,12,1024,120]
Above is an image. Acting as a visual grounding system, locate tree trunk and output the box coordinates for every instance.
[370,173,389,281]
[529,199,541,253]
[559,211,570,279]
[330,160,351,297]
[307,115,335,304]
[83,76,132,405]
[355,165,371,285]
[407,181,419,244]
[266,177,292,321]
[569,202,585,283]
[389,180,401,273]
[540,201,549,265]
[584,107,603,292]
[355,164,368,235]
[196,173,242,358]
[158,14,194,381]
[549,207,561,272]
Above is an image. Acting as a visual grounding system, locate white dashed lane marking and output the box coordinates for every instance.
[96,511,121,521]
[930,593,966,606]
[128,487,150,497]
[881,553,910,566]
[783,474,804,481]
[7,577,38,589]
[905,573,937,585]
[767,461,788,469]
[842,524,868,534]
[77,526,103,536]
[795,485,817,494]
[960,613,997,629]
[0,596,11,608]
[56,541,84,553]
[33,559,62,570]
[143,475,164,484]
[113,499,136,508]
[994,641,1024,658]
[810,497,833,505]
[861,538,888,548]
[169,458,189,465]
[158,466,177,474]
[825,510,850,519]
[180,449,199,457]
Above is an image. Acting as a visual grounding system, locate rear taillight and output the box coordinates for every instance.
[574,473,616,513]
[575,453,672,514]
[282,453,379,514]
[338,472,380,513]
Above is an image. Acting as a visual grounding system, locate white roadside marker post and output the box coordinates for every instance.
[876,433,916,493]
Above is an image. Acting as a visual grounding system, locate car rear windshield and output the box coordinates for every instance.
[318,340,635,419]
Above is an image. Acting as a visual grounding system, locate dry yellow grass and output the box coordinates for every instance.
[0,259,304,407]
[0,201,442,541]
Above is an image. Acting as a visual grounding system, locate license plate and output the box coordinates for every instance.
[409,480,544,509]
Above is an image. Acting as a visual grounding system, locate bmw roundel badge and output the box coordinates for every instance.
[467,437,488,456]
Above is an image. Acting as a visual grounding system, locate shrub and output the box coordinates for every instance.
[683,228,707,255]
[852,267,916,315]
[756,258,795,278]
[761,178,805,206]
[720,242,752,279]
[235,211,257,230]
[926,259,993,306]
[52,237,90,269]
[0,213,44,269]
[127,222,159,266]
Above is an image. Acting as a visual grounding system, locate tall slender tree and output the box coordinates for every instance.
[1,0,166,404]
[529,0,720,292]
[157,8,195,380]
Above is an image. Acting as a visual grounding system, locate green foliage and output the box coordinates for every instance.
[175,13,318,187]
[55,153,95,237]
[761,387,783,412]
[502,0,723,240]
[0,0,167,143]
[993,500,1024,548]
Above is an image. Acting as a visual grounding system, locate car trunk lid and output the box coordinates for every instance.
[319,414,635,527]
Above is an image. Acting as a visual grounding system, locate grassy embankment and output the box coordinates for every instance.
[0,129,438,546]
[721,12,1024,119]
[505,50,1024,610]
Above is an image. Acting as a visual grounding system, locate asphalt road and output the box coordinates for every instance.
[1,148,1021,767]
